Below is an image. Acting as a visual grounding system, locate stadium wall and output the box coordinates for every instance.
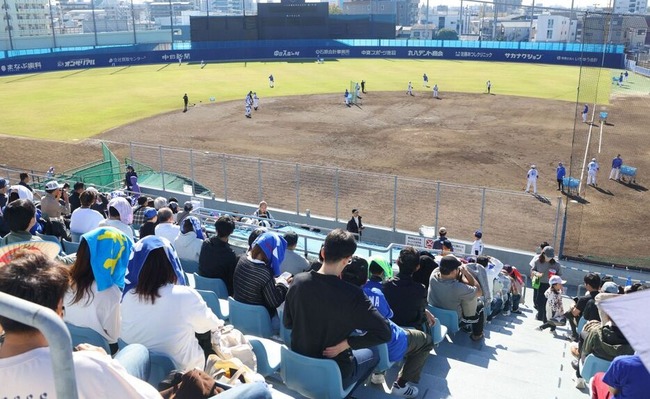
[0,39,624,76]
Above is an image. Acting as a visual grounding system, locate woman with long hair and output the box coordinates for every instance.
[120,236,223,371]
[64,227,133,352]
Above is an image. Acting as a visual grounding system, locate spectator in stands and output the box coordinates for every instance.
[432,227,453,252]
[536,275,566,332]
[87,187,109,216]
[98,197,134,240]
[18,172,34,193]
[168,201,179,218]
[346,208,365,241]
[0,250,161,398]
[283,229,390,396]
[176,201,193,225]
[1,199,39,245]
[233,231,290,332]
[40,180,70,219]
[574,300,634,389]
[131,196,150,228]
[69,182,85,213]
[564,273,602,342]
[129,176,141,201]
[153,196,167,210]
[503,265,523,314]
[10,183,34,201]
[412,252,437,290]
[198,215,238,296]
[138,208,157,239]
[124,165,137,192]
[253,200,274,227]
[70,190,106,236]
[471,230,484,256]
[121,235,222,372]
[0,199,73,264]
[64,227,133,353]
[279,230,309,275]
[174,216,204,262]
[0,178,8,209]
[428,255,484,341]
[591,355,650,398]
[382,247,437,331]
[530,246,562,322]
[342,257,433,398]
[154,207,179,244]
[488,266,512,319]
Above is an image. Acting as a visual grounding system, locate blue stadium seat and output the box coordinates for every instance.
[278,307,292,346]
[196,289,229,321]
[427,304,460,335]
[280,346,355,399]
[65,322,110,353]
[193,273,228,299]
[577,317,588,335]
[180,258,199,274]
[61,239,80,255]
[247,335,282,377]
[580,354,612,381]
[227,297,274,339]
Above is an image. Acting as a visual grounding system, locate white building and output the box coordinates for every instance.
[613,0,648,14]
[1,0,51,37]
[533,14,577,42]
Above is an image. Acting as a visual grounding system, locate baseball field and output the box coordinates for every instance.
[0,59,648,267]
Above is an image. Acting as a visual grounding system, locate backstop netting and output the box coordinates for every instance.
[563,12,650,269]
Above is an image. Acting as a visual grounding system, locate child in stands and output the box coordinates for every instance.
[537,275,566,332]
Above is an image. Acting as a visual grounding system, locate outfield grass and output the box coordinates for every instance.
[0,59,613,141]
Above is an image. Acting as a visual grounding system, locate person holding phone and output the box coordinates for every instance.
[233,232,289,334]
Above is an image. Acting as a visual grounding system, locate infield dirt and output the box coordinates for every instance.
[1,90,647,266]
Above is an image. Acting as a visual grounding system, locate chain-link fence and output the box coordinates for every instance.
[104,141,563,252]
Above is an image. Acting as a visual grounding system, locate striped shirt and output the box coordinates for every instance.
[233,255,288,317]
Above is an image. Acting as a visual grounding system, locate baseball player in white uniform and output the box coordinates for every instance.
[587,158,600,186]
[433,84,439,99]
[525,165,538,194]
[407,81,413,96]
[253,93,259,111]
[245,92,252,118]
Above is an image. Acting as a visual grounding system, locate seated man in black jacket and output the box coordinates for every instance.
[283,229,391,395]
[383,246,436,330]
[198,215,238,296]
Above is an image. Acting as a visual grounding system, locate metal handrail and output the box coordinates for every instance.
[0,292,78,399]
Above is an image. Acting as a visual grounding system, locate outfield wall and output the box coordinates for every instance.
[0,39,624,76]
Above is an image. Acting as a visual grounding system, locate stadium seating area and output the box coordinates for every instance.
[0,174,634,399]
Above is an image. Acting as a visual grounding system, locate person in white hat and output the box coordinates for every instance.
[537,274,567,333]
[525,165,538,194]
[587,158,600,186]
[40,180,69,220]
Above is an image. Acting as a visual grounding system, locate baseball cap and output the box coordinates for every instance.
[0,179,7,189]
[601,281,619,294]
[531,165,537,169]
[439,227,447,235]
[549,275,566,286]
[542,246,555,258]
[44,180,64,191]
[474,230,482,239]
[144,207,157,220]
[183,201,193,212]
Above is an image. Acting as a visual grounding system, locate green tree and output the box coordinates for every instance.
[436,28,459,40]
[329,4,343,14]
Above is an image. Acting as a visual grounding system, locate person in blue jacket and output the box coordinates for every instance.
[342,257,433,398]
[556,162,566,191]
[609,154,623,181]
